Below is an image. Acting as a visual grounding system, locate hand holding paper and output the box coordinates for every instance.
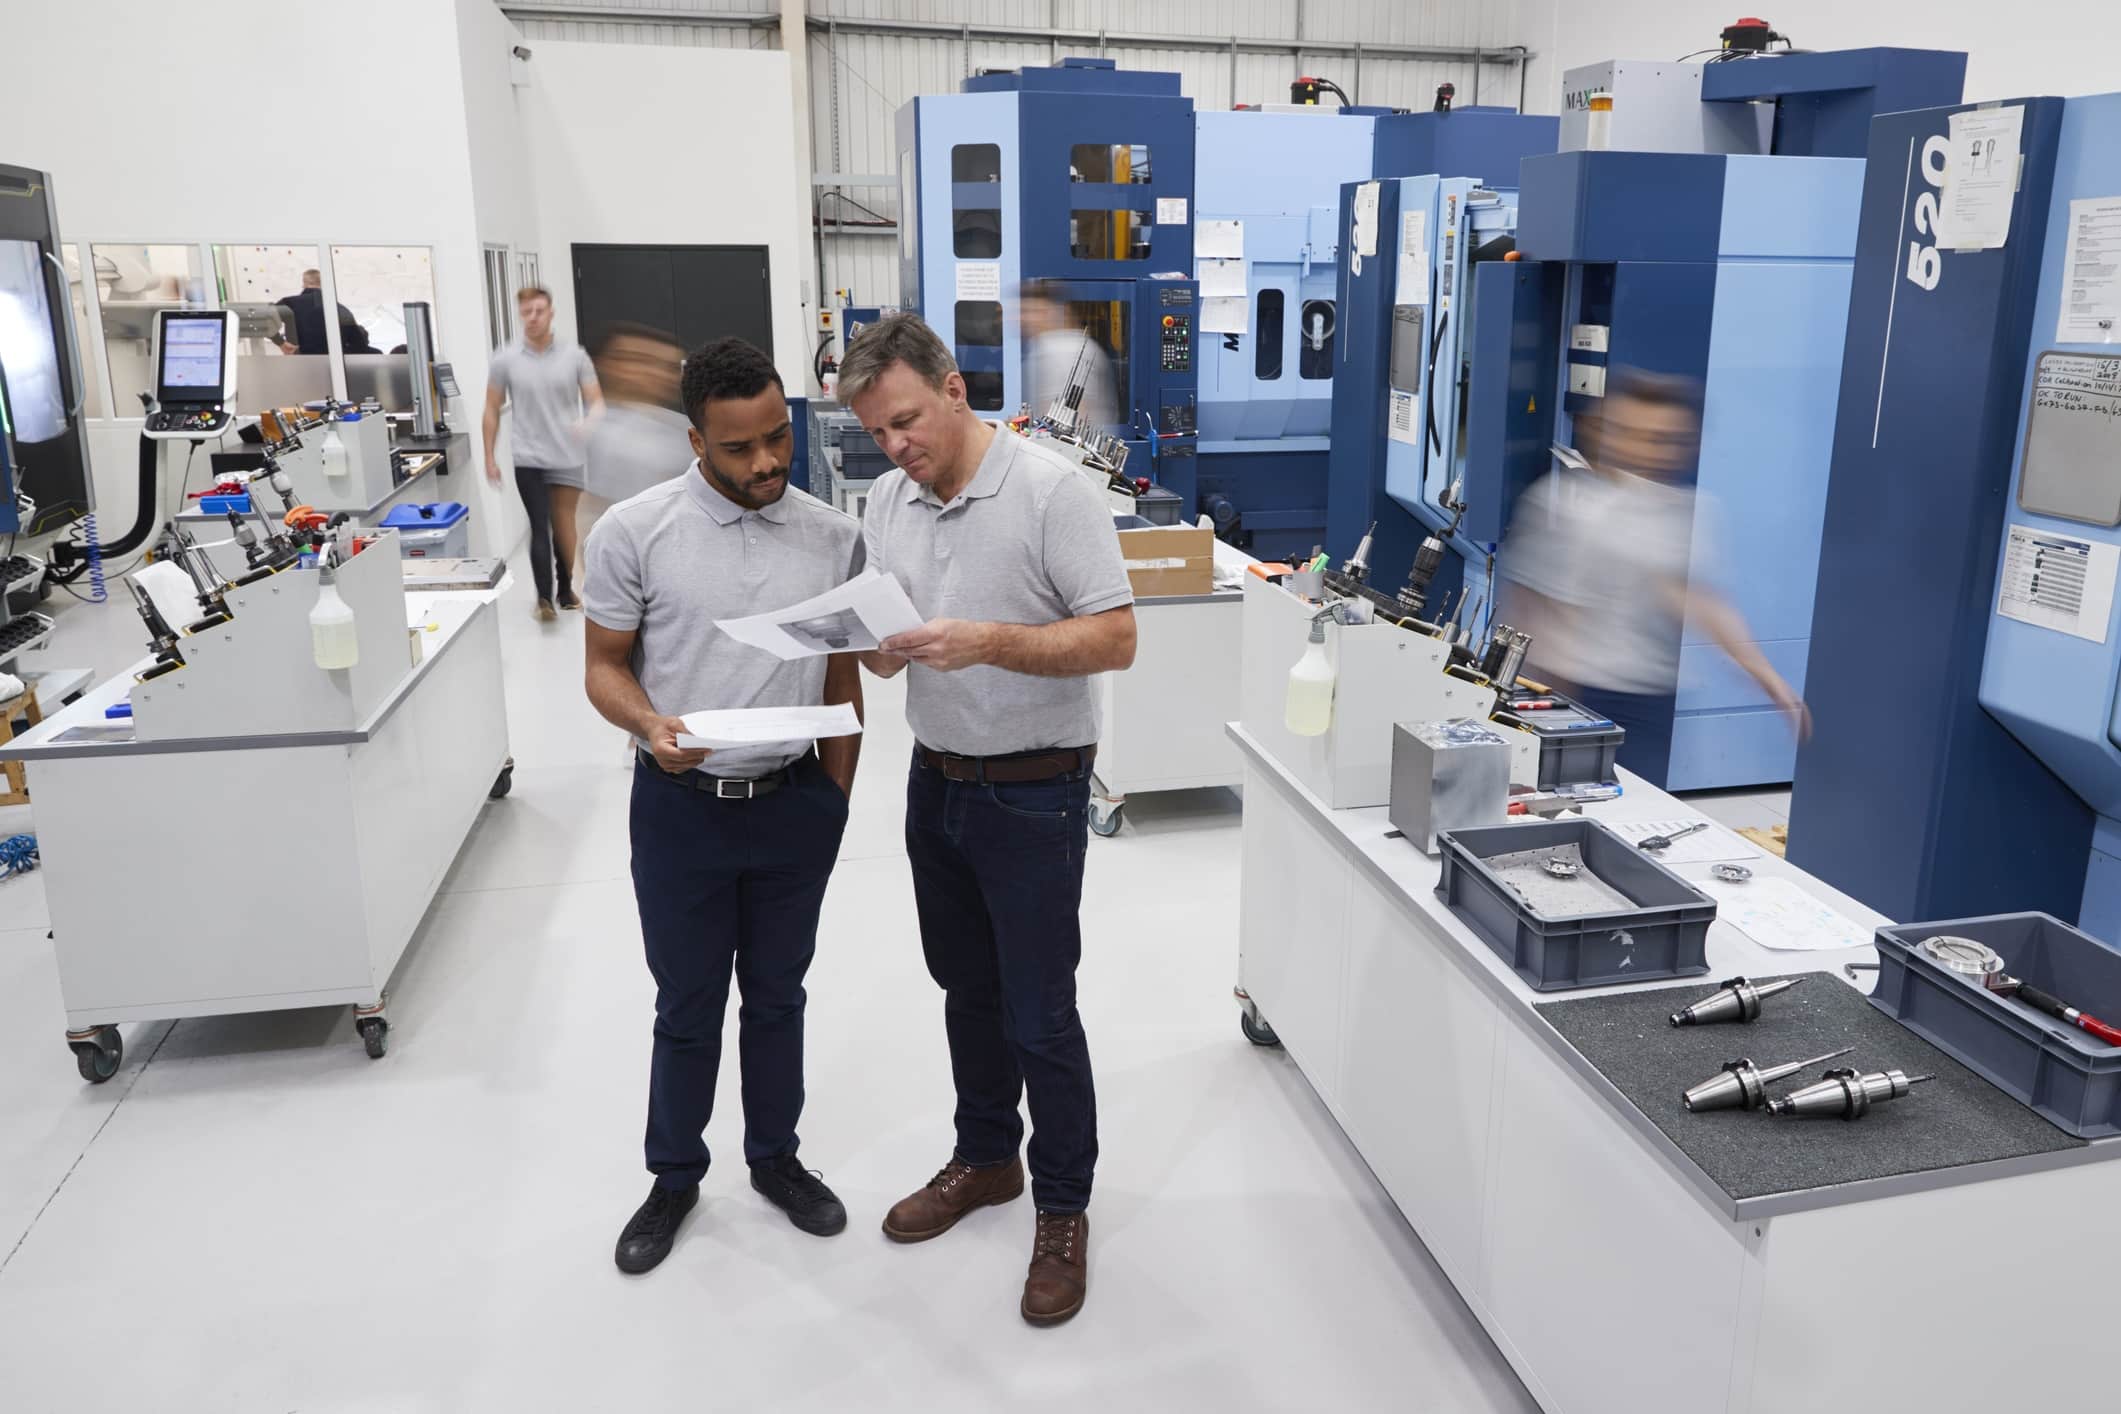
[677,702,865,750]
[714,569,925,661]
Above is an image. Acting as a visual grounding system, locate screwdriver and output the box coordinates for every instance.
[1636,821,1710,852]
[1997,978,2121,1045]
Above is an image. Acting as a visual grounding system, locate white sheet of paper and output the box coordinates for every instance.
[677,702,863,750]
[2058,196,2121,343]
[1197,218,1244,259]
[1199,296,1248,334]
[1608,818,1760,865]
[1936,104,2023,250]
[954,263,1000,301]
[134,561,202,638]
[1393,209,1428,304]
[1388,389,1420,445]
[1198,258,1248,298]
[1704,876,1871,953]
[1351,181,1381,262]
[1996,524,2121,643]
[1156,196,1187,226]
[713,569,925,662]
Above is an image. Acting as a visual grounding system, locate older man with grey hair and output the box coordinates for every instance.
[838,313,1135,1328]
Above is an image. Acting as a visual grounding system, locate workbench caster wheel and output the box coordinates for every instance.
[68,1026,122,1083]
[356,1016,389,1060]
[1089,800,1123,837]
[1238,1004,1281,1049]
[488,765,513,800]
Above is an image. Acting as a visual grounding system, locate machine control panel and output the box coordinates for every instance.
[1159,313,1193,372]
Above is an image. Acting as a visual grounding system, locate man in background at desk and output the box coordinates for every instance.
[273,269,368,356]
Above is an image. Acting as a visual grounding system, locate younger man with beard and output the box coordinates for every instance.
[582,338,863,1274]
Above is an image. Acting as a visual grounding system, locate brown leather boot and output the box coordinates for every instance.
[881,1154,1025,1243]
[1021,1210,1088,1327]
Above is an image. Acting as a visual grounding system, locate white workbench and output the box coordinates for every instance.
[1,587,510,1075]
[1089,539,1256,834]
[1228,723,2121,1414]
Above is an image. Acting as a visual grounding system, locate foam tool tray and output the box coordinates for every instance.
[1535,973,2084,1203]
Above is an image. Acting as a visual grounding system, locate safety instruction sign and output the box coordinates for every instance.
[1997,524,2120,643]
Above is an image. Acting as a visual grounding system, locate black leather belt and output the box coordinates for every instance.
[916,744,1095,784]
[637,751,799,799]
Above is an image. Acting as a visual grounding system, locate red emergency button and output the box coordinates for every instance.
[1162,315,1175,327]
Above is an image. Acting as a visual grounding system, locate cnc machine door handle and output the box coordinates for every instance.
[43,249,85,423]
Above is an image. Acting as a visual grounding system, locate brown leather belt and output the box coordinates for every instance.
[917,744,1096,784]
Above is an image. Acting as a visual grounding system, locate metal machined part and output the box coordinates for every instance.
[1682,1046,1856,1113]
[1668,974,1805,1028]
[1767,1066,1933,1120]
[1711,862,1753,883]
[1917,935,2006,984]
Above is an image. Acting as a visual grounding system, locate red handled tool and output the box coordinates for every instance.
[2000,980,2121,1046]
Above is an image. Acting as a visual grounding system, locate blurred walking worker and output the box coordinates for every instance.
[485,286,602,621]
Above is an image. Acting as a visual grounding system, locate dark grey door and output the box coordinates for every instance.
[571,244,773,358]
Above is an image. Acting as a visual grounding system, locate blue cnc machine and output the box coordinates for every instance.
[1792,90,2121,933]
[1328,49,1964,792]
[896,60,1200,497]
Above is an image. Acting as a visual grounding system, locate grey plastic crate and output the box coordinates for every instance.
[1871,912,2121,1138]
[1495,694,1624,788]
[1436,818,1716,992]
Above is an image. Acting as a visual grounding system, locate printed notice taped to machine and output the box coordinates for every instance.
[1703,876,1870,953]
[954,263,1001,302]
[715,569,925,661]
[1570,324,1610,353]
[1394,210,1428,306]
[1936,104,2023,251]
[1156,197,1188,227]
[1197,219,1244,260]
[1997,524,2120,642]
[1198,259,1247,298]
[1199,296,1248,335]
[1351,181,1381,262]
[1608,818,1758,865]
[1388,389,1420,445]
[677,703,862,751]
[2058,197,2121,343]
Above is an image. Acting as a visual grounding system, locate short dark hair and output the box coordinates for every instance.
[835,312,957,402]
[588,320,676,362]
[680,337,784,430]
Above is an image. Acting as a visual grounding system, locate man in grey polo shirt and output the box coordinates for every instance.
[582,338,863,1276]
[839,313,1136,1328]
[485,285,601,621]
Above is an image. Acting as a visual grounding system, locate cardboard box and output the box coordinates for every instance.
[1116,524,1214,597]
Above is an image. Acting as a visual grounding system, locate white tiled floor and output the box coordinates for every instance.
[0,568,1537,1412]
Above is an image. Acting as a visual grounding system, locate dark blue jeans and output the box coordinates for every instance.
[630,755,849,1191]
[904,746,1098,1213]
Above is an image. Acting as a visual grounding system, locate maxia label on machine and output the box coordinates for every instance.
[1159,287,1194,306]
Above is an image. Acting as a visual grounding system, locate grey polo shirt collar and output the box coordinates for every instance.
[683,459,791,525]
[904,431,1013,510]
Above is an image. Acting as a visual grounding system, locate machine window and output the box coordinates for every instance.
[953,211,1002,260]
[330,244,437,410]
[954,299,1003,411]
[1255,290,1285,381]
[1070,143,1152,185]
[211,244,332,413]
[952,144,1000,184]
[1070,212,1151,262]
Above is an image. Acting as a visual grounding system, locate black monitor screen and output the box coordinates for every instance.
[157,313,227,403]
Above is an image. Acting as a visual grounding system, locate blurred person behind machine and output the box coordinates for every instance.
[1019,280,1118,434]
[578,322,696,549]
[1498,367,1808,750]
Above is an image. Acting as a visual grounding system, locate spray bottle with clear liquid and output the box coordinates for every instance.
[1285,606,1338,736]
[310,562,359,669]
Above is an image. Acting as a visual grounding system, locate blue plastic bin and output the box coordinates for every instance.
[200,493,251,516]
[380,501,471,558]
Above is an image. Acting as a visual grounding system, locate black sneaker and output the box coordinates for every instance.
[614,1182,699,1274]
[749,1153,848,1237]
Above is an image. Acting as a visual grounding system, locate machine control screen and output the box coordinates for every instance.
[1158,313,1192,372]
[158,315,226,401]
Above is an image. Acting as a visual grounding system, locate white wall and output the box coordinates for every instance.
[520,42,813,394]
[0,0,523,550]
[1526,2,2121,115]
